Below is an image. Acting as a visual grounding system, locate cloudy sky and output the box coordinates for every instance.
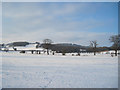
[2,2,118,46]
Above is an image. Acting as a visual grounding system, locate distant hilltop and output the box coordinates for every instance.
[0,41,111,53]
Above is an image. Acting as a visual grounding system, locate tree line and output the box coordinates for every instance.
[40,34,120,56]
[0,34,120,56]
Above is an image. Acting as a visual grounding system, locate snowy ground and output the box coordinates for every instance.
[0,52,2,89]
[1,51,118,88]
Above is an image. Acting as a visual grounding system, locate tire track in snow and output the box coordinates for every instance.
[43,72,53,88]
[44,79,52,88]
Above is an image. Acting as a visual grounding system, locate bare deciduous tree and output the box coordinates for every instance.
[43,39,53,44]
[35,42,40,48]
[90,40,98,56]
[109,34,120,56]
[43,39,53,55]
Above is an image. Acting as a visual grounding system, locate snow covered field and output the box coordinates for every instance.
[1,51,118,88]
[0,52,2,89]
